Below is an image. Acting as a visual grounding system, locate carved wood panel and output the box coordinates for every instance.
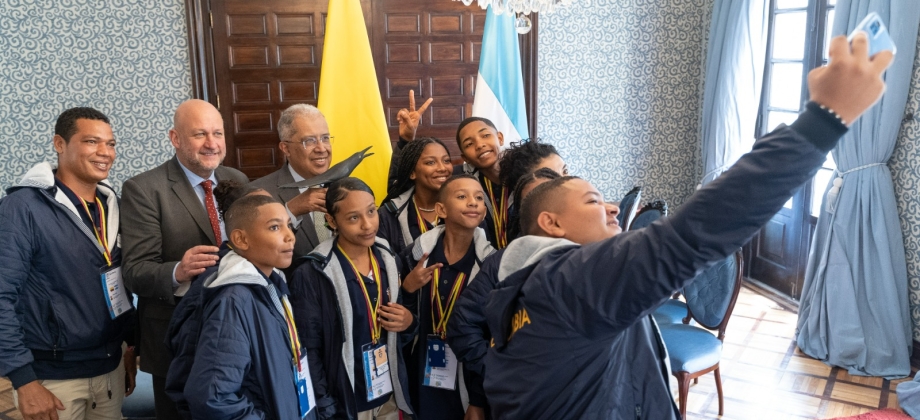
[187,0,536,178]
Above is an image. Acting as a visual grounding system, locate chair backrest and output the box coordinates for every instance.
[616,186,642,231]
[629,200,668,230]
[682,250,743,340]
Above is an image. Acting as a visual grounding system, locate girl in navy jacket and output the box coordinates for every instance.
[290,177,415,420]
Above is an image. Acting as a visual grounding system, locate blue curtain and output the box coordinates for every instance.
[699,0,768,186]
[795,1,920,378]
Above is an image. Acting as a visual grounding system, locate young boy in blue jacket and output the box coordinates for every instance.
[481,34,893,419]
[400,174,496,420]
[185,194,316,419]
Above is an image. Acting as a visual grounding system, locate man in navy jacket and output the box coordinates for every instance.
[482,34,893,419]
[0,107,137,420]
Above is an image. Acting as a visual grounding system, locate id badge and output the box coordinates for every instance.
[423,335,458,390]
[293,354,315,418]
[100,266,133,319]
[361,343,393,401]
[426,334,447,368]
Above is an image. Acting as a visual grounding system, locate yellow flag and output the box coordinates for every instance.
[318,0,391,204]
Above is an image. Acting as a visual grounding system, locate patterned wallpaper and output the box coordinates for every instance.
[0,0,191,194]
[537,0,710,207]
[889,30,920,341]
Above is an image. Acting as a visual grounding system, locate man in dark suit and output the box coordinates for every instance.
[250,104,331,275]
[120,99,249,420]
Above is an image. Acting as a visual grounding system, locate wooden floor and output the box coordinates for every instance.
[677,286,913,419]
[0,285,912,420]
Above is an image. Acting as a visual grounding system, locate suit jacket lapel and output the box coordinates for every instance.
[276,164,300,203]
[280,164,321,249]
[167,157,217,245]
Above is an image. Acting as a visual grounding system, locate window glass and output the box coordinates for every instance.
[768,111,801,132]
[776,0,808,9]
[772,12,808,60]
[768,63,804,110]
[811,168,835,217]
[824,10,836,60]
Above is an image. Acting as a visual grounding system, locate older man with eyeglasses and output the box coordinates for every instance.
[250,104,334,276]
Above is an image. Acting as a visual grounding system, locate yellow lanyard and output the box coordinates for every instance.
[79,197,112,266]
[484,178,509,249]
[280,297,304,370]
[413,197,438,235]
[430,268,466,339]
[338,245,384,344]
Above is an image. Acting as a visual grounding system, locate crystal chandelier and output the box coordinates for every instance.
[453,0,576,33]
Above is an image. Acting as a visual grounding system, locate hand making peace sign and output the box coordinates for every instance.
[396,89,433,141]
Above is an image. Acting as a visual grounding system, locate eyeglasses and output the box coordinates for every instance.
[283,135,333,149]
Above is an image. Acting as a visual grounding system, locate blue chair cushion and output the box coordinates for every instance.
[653,299,688,325]
[659,324,722,373]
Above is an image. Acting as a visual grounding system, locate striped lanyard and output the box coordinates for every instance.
[430,267,466,339]
[413,197,438,234]
[483,178,509,249]
[280,296,304,370]
[79,197,112,266]
[338,245,384,344]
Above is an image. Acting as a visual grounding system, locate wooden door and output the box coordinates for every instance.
[207,0,332,179]
[744,186,812,300]
[184,0,537,179]
[372,0,486,157]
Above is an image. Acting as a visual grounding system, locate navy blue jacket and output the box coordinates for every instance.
[446,248,505,378]
[289,238,414,420]
[483,106,848,419]
[184,251,314,420]
[165,243,231,419]
[0,163,134,388]
[399,226,495,417]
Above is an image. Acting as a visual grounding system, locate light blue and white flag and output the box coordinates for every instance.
[472,6,529,143]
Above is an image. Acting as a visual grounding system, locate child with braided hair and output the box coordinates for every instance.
[378,137,454,256]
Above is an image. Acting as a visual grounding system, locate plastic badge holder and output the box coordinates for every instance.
[847,12,897,56]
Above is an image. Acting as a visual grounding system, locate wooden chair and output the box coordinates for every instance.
[616,186,642,231]
[629,200,668,231]
[658,250,743,419]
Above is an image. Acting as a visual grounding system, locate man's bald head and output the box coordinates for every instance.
[173,99,219,130]
[169,99,227,178]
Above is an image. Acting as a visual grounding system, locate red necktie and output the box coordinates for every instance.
[200,180,222,243]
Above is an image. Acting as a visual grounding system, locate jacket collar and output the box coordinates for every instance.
[205,250,286,289]
[497,235,578,282]
[11,162,120,251]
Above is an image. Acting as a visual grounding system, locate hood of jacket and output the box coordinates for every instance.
[410,224,495,283]
[9,162,120,253]
[496,235,578,282]
[204,250,285,290]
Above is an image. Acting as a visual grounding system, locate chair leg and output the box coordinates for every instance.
[676,371,690,420]
[714,365,724,416]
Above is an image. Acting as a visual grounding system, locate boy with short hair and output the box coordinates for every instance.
[400,174,496,420]
[482,33,893,419]
[185,194,316,420]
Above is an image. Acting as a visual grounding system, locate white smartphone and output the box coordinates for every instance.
[847,12,897,56]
